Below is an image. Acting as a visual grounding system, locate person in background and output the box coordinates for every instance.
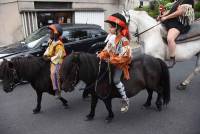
[139,0,144,8]
[58,17,65,24]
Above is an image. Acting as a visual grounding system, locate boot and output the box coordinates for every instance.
[167,56,176,68]
[121,98,129,113]
[115,82,129,113]
[55,89,61,99]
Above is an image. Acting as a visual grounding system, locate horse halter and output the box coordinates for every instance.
[70,62,80,88]
[130,19,140,43]
[7,67,20,89]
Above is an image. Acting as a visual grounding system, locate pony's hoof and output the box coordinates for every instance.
[105,116,113,123]
[33,108,41,114]
[63,102,68,108]
[82,96,91,101]
[82,94,90,99]
[143,103,151,108]
[156,106,162,112]
[85,115,94,121]
[176,83,187,90]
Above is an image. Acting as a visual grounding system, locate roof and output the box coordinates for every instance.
[60,24,102,29]
[19,8,104,13]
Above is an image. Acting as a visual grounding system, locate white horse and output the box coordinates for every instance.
[125,10,200,90]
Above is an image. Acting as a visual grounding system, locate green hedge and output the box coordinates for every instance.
[135,0,200,19]
[194,1,200,12]
[195,12,200,19]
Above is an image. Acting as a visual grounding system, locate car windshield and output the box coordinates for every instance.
[24,27,49,48]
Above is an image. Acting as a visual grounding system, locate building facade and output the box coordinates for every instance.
[0,0,128,46]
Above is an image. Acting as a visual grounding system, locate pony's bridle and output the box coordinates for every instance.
[8,67,20,89]
[12,68,19,82]
[71,63,80,88]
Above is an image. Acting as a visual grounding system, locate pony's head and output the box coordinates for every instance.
[60,52,80,92]
[126,10,158,39]
[0,59,20,93]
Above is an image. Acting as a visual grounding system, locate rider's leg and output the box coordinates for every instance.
[167,28,180,68]
[55,64,62,97]
[50,63,60,97]
[113,68,129,112]
[139,0,143,8]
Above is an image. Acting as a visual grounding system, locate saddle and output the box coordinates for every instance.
[162,21,200,44]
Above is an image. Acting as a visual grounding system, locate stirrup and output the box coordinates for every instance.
[55,90,61,99]
[167,57,176,68]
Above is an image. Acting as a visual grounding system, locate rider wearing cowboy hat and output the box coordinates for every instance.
[98,13,132,113]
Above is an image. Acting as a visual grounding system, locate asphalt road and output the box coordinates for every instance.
[0,58,200,134]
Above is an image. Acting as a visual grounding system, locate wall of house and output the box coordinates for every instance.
[0,2,23,46]
[0,0,128,46]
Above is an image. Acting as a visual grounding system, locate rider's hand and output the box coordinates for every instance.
[42,55,50,61]
[156,16,161,21]
[160,16,167,22]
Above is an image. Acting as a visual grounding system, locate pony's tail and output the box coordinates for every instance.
[157,58,170,105]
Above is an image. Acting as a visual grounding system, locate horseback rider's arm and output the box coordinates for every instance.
[51,50,63,61]
[103,34,116,51]
[160,6,185,22]
[43,39,53,58]
[119,38,132,58]
[50,44,66,63]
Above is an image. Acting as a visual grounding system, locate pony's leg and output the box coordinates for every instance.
[33,91,42,114]
[103,98,114,123]
[143,89,153,107]
[58,97,68,107]
[155,92,162,111]
[86,93,98,121]
[82,87,91,99]
[177,54,200,90]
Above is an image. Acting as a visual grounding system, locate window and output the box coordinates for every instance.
[73,30,88,40]
[24,27,49,44]
[34,2,72,9]
[87,29,107,38]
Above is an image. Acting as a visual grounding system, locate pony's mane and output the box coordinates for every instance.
[11,56,49,79]
[129,10,157,26]
[61,52,99,84]
[128,9,164,40]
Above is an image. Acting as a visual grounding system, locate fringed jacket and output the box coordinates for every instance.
[43,39,66,64]
[98,34,132,80]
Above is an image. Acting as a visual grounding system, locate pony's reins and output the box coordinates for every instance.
[132,0,200,37]
[134,17,200,38]
[134,22,162,37]
[93,59,113,100]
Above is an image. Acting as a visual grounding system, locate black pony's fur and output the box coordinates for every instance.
[60,52,170,122]
[0,56,68,114]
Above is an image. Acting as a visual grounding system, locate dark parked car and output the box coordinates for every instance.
[0,24,107,61]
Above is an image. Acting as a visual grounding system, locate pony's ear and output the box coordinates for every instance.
[3,58,7,62]
[8,61,14,69]
[72,52,80,63]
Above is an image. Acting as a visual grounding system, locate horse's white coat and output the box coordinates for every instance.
[126,9,200,86]
[128,10,200,61]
